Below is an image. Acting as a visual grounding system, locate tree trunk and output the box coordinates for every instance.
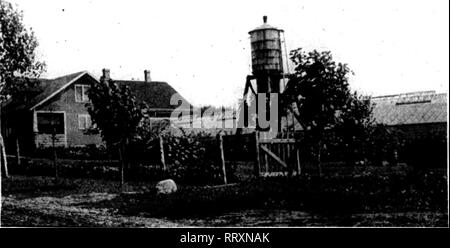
[218,134,227,184]
[159,134,166,171]
[0,133,9,178]
[316,141,323,178]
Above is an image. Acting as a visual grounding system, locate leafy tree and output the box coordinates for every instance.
[282,48,373,174]
[1,0,46,177]
[87,76,145,190]
[329,92,374,165]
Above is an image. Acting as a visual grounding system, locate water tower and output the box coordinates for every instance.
[240,16,286,134]
[249,15,284,93]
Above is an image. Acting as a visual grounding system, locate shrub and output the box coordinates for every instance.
[8,157,119,180]
[402,134,447,169]
[222,133,255,161]
[32,145,112,160]
[163,130,228,185]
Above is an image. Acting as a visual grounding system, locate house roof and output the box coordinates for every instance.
[2,71,190,113]
[2,71,88,112]
[115,80,190,110]
[29,71,89,110]
[372,91,447,125]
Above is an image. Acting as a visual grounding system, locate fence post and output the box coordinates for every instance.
[159,134,166,171]
[296,144,301,176]
[218,134,227,185]
[0,134,8,178]
[254,131,261,177]
[16,137,20,166]
[52,131,58,181]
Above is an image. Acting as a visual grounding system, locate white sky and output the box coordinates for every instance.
[9,0,450,107]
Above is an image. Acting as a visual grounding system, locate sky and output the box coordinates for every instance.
[9,0,450,107]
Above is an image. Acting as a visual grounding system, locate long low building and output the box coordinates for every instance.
[169,90,448,139]
[371,91,447,138]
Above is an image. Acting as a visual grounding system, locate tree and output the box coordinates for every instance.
[1,0,46,178]
[281,48,373,175]
[330,92,374,165]
[86,76,145,191]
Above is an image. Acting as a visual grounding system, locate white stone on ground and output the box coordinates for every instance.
[155,179,177,194]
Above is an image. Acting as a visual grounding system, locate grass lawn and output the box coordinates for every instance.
[1,167,448,227]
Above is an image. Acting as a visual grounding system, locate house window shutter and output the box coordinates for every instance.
[75,85,83,102]
[87,115,92,128]
[78,115,86,130]
[78,114,92,130]
[82,86,90,102]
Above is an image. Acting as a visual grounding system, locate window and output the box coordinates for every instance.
[37,112,65,134]
[78,114,92,130]
[75,84,90,102]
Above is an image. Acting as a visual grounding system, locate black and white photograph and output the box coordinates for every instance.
[0,0,448,230]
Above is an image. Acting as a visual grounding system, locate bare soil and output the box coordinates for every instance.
[1,175,447,227]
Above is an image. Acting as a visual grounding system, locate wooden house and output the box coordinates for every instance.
[0,69,190,154]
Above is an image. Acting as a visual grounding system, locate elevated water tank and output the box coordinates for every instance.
[249,16,284,76]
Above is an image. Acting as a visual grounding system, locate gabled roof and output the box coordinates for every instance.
[372,91,447,125]
[2,71,91,112]
[2,71,191,113]
[116,80,191,110]
[29,71,90,110]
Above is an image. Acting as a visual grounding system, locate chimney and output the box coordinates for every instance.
[263,15,267,24]
[144,70,151,82]
[102,68,110,80]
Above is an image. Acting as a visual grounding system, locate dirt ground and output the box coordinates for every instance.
[1,175,447,227]
[2,193,447,227]
[2,193,183,227]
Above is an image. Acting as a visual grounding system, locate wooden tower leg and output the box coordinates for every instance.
[254,131,261,177]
